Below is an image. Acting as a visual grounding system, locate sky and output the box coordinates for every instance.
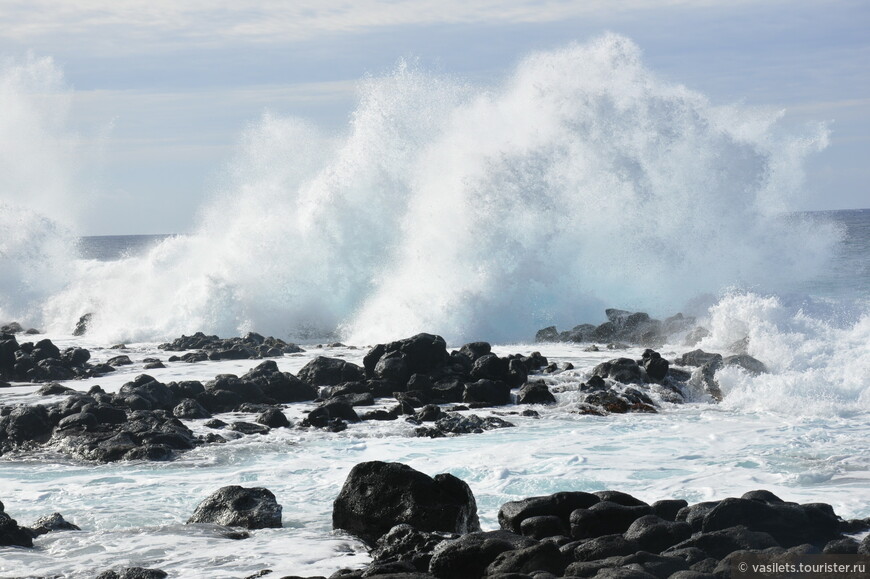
[1,0,868,235]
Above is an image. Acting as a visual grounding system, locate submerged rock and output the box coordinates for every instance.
[187,486,282,529]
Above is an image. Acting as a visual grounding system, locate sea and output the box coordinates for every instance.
[1,35,869,578]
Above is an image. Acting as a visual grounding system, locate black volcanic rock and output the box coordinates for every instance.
[28,512,80,536]
[298,356,364,386]
[516,381,556,404]
[332,461,480,546]
[187,486,282,529]
[0,506,33,547]
[428,530,534,579]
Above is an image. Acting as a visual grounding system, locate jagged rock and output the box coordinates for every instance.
[570,501,653,539]
[187,486,282,529]
[72,313,92,336]
[29,512,80,536]
[332,461,480,546]
[415,414,514,437]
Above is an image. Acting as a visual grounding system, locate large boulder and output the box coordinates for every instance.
[187,486,282,529]
[297,356,364,386]
[333,461,480,546]
[240,360,316,402]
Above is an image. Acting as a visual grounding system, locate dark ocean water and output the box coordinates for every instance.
[78,209,869,300]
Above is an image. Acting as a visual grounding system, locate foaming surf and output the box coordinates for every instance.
[2,35,850,349]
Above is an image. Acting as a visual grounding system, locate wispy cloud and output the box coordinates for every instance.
[1,0,770,50]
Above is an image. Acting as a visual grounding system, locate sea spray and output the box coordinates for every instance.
[0,55,80,325]
[698,291,870,417]
[34,35,839,343]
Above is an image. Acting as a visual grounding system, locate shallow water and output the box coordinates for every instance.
[1,333,868,578]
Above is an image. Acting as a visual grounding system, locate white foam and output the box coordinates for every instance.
[14,35,838,345]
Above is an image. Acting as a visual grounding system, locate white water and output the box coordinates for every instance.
[2,35,841,345]
[0,333,868,578]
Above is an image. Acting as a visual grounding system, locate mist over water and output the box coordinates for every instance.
[0,55,80,324]
[1,35,845,346]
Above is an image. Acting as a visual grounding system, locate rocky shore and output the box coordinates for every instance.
[2,312,855,578]
[2,460,868,578]
[2,309,769,463]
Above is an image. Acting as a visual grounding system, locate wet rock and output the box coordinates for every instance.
[463,379,511,406]
[534,326,560,343]
[641,349,669,381]
[95,567,168,579]
[675,350,722,367]
[517,381,556,405]
[256,408,290,428]
[229,421,270,435]
[0,404,53,448]
[485,541,568,576]
[37,383,77,396]
[519,515,567,540]
[651,499,688,522]
[332,461,480,546]
[570,501,653,539]
[623,515,692,553]
[298,357,365,386]
[172,398,212,419]
[364,334,450,383]
[700,496,840,547]
[722,354,768,375]
[0,506,33,547]
[415,414,514,437]
[428,530,534,579]
[499,492,600,534]
[159,332,303,358]
[592,358,643,384]
[28,512,80,536]
[107,355,133,367]
[187,486,282,529]
[242,360,316,402]
[371,524,459,572]
[72,313,93,336]
[664,525,780,559]
[119,375,177,410]
[573,534,639,561]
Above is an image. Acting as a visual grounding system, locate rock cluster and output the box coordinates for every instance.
[0,502,79,548]
[0,334,115,383]
[159,331,304,361]
[326,461,870,579]
[536,309,697,347]
[295,333,550,433]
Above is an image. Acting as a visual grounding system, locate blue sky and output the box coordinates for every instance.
[1,0,868,234]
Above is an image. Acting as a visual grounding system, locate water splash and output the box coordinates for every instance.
[34,35,839,343]
[0,55,79,325]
